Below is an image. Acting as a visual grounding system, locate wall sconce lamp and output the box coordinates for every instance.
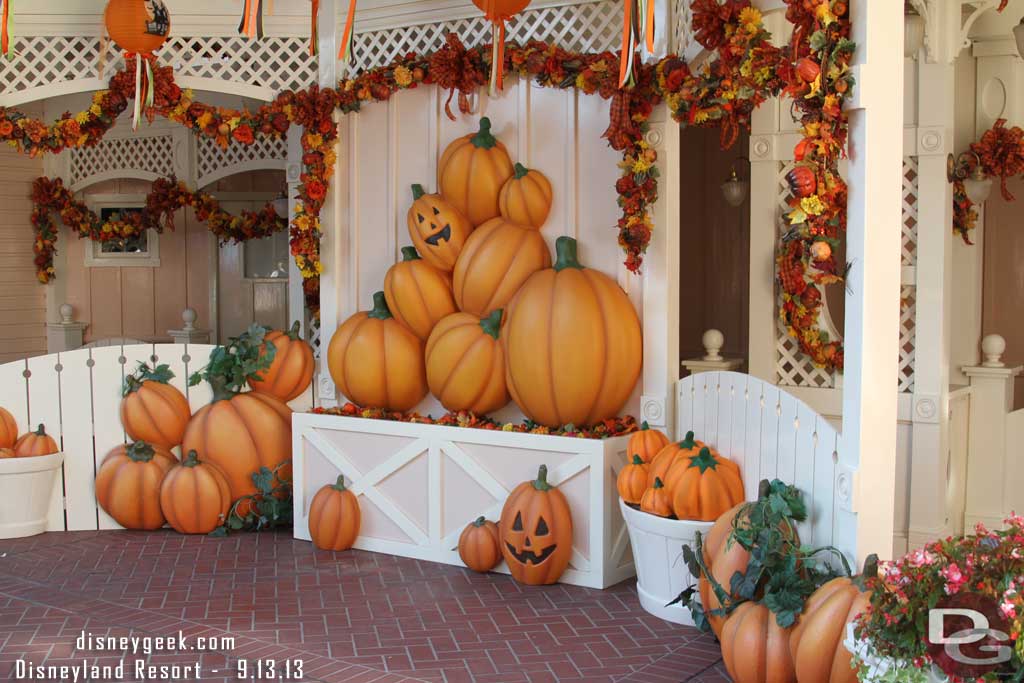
[721,156,751,207]
[1014,18,1024,60]
[947,150,993,205]
[272,186,290,218]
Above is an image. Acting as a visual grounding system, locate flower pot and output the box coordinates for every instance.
[619,498,713,626]
[0,452,63,539]
[845,623,951,683]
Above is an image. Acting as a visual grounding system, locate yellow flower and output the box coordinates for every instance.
[89,103,103,117]
[805,74,822,98]
[739,7,762,31]
[575,73,587,89]
[692,110,710,124]
[800,195,826,216]
[393,65,413,87]
[196,112,213,129]
[502,423,514,432]
[74,111,91,124]
[631,158,652,174]
[591,60,608,73]
[815,2,836,26]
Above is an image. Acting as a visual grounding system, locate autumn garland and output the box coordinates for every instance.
[952,118,1024,245]
[30,176,287,282]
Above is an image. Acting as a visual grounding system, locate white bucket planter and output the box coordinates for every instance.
[619,498,713,626]
[845,624,951,682]
[0,452,64,539]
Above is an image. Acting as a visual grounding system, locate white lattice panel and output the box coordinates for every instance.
[899,286,916,394]
[902,156,919,267]
[898,155,919,393]
[196,133,288,187]
[349,0,622,73]
[308,317,322,360]
[70,134,175,189]
[673,0,694,57]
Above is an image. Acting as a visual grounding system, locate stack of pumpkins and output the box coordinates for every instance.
[94,324,314,533]
[0,409,60,459]
[327,117,642,428]
[616,425,745,522]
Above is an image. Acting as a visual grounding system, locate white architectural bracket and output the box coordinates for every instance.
[908,0,1003,64]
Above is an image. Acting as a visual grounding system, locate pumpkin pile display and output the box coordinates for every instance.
[327,116,642,429]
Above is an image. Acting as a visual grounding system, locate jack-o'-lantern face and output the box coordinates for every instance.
[406,184,472,273]
[499,464,574,585]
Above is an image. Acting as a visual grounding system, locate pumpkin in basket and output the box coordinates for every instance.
[159,450,232,534]
[14,424,59,457]
[438,117,514,226]
[502,236,641,427]
[646,431,707,489]
[499,464,573,585]
[407,185,473,272]
[0,406,17,449]
[327,291,428,412]
[0,448,15,459]
[425,309,509,414]
[664,447,744,522]
[308,475,361,551]
[95,441,176,530]
[498,163,552,230]
[721,602,797,683]
[788,556,877,683]
[247,321,315,402]
[458,516,502,572]
[121,362,191,450]
[616,455,648,505]
[640,478,673,517]
[451,217,550,317]
[384,246,457,341]
[627,422,670,464]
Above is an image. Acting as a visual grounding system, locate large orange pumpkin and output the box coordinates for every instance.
[425,310,509,414]
[327,291,428,412]
[640,478,673,517]
[308,475,361,551]
[721,602,797,683]
[0,448,16,459]
[451,216,551,317]
[499,464,573,585]
[664,447,744,521]
[458,516,502,572]
[247,322,315,402]
[647,431,707,489]
[627,422,670,464]
[407,185,473,272]
[121,363,191,450]
[14,424,59,457]
[498,163,552,230]
[438,117,514,226]
[789,557,876,683]
[503,236,641,427]
[159,450,232,534]
[384,246,457,341]
[0,406,17,449]
[104,0,171,54]
[181,387,292,504]
[616,455,648,505]
[95,441,175,530]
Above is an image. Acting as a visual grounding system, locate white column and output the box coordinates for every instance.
[844,0,905,562]
[47,304,87,353]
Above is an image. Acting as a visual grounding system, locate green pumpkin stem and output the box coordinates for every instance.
[285,320,303,341]
[34,424,46,436]
[653,477,664,489]
[679,430,697,449]
[688,447,720,473]
[863,553,879,579]
[513,162,530,179]
[368,291,393,320]
[631,454,644,465]
[472,516,487,527]
[208,374,237,403]
[471,117,498,149]
[401,246,421,261]
[126,441,156,462]
[553,236,583,271]
[183,450,201,467]
[411,184,426,200]
[758,479,771,501]
[532,464,552,491]
[332,475,347,491]
[480,309,503,340]
[640,421,650,431]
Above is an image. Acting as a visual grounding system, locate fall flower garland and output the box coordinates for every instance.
[952,118,1024,244]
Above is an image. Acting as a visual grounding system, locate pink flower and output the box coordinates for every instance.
[940,563,967,594]
[1000,601,1017,619]
[908,549,937,567]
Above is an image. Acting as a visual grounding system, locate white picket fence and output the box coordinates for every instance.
[0,344,311,532]
[677,371,857,567]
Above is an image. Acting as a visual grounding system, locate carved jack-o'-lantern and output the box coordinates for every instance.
[499,464,573,585]
[406,185,473,272]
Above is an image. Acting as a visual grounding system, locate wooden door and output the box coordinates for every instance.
[217,227,289,343]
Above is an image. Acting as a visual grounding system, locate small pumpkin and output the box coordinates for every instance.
[384,246,458,341]
[640,478,673,517]
[308,475,361,551]
[327,291,428,412]
[121,362,191,450]
[425,309,509,414]
[0,448,16,459]
[159,450,232,534]
[646,431,706,489]
[499,464,573,585]
[789,556,877,683]
[616,455,649,505]
[452,217,551,317]
[721,602,797,683]
[407,184,473,272]
[498,163,552,229]
[796,57,820,83]
[457,516,502,572]
[438,117,515,226]
[810,240,832,262]
[627,421,670,464]
[503,236,642,427]
[0,406,17,448]
[665,447,744,521]
[95,441,176,530]
[247,321,315,402]
[785,166,817,199]
[14,424,59,457]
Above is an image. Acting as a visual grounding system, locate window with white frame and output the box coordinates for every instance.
[84,200,161,268]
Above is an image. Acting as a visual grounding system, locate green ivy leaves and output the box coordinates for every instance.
[189,323,277,399]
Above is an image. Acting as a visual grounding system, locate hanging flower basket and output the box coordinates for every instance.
[0,452,64,539]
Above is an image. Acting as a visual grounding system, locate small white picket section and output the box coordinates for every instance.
[677,371,857,567]
[0,344,313,533]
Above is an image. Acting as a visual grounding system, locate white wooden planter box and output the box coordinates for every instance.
[0,453,65,539]
[292,412,635,588]
[619,498,713,626]
[845,625,950,682]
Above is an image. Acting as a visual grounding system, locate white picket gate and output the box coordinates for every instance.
[677,371,857,567]
[0,344,312,533]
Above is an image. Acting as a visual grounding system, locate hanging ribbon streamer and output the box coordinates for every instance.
[0,0,10,58]
[309,0,319,56]
[337,0,357,69]
[618,0,636,88]
[129,54,155,131]
[484,0,506,97]
[643,0,655,52]
[238,0,265,40]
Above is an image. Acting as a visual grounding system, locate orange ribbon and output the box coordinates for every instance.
[1,0,9,57]
[618,0,633,88]
[337,0,358,61]
[310,0,319,56]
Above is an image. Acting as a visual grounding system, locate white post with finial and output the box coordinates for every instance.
[167,308,210,345]
[680,329,744,376]
[46,303,88,352]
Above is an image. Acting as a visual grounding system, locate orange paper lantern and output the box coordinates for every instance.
[471,0,531,94]
[104,0,171,55]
